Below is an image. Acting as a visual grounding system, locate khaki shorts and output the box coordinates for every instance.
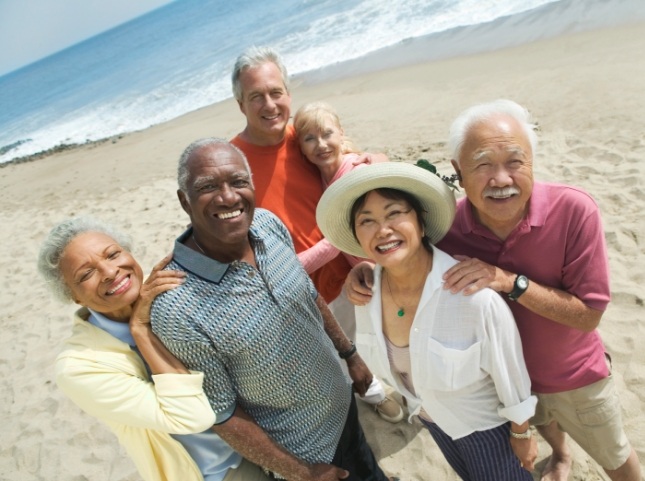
[531,371,631,470]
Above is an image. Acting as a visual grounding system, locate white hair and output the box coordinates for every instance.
[448,99,538,162]
[37,217,132,303]
[177,138,252,193]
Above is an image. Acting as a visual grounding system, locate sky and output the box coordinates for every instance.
[0,0,174,76]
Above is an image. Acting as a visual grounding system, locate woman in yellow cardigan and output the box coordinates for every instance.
[38,217,268,481]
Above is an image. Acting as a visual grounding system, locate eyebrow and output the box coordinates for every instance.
[193,171,250,186]
[357,200,406,215]
[193,175,217,188]
[73,244,119,278]
[471,146,526,162]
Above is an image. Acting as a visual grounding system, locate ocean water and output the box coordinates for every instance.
[0,0,641,164]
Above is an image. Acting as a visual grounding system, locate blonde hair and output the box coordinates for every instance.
[293,102,359,154]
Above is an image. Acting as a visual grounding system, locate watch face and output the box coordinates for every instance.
[517,276,529,289]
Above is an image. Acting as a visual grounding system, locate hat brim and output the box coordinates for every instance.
[316,162,456,258]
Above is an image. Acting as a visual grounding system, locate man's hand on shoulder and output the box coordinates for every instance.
[344,262,375,306]
[442,255,514,295]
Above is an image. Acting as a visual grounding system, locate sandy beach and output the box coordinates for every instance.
[1,19,644,481]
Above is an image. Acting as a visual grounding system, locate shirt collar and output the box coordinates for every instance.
[172,225,264,283]
[457,181,548,237]
[88,308,135,346]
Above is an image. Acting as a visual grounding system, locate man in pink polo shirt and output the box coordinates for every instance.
[346,100,640,481]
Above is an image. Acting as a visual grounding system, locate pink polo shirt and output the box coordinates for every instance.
[437,182,610,393]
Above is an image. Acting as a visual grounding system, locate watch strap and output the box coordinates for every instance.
[508,274,529,301]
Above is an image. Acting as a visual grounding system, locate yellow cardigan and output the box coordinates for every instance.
[56,308,215,481]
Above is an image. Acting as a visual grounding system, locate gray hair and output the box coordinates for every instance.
[177,138,253,193]
[448,99,538,163]
[37,217,132,303]
[231,46,289,103]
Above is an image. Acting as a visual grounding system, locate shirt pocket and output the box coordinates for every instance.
[423,337,483,392]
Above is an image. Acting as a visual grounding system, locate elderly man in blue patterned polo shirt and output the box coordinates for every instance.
[150,138,394,481]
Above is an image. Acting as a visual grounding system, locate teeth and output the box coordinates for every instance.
[107,276,129,295]
[377,241,399,252]
[218,210,241,219]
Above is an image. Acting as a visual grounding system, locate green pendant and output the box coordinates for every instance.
[397,308,405,317]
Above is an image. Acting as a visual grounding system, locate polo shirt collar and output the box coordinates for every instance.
[88,308,135,347]
[173,226,264,283]
[457,181,548,238]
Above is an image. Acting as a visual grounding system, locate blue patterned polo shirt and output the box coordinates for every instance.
[150,208,351,465]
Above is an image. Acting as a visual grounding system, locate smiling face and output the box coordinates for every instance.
[297,112,344,171]
[237,61,291,146]
[59,232,143,321]
[353,190,425,269]
[452,115,534,239]
[178,144,255,262]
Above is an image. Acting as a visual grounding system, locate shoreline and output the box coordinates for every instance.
[1,18,644,481]
[4,0,645,167]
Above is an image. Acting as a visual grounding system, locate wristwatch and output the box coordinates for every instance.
[508,275,529,301]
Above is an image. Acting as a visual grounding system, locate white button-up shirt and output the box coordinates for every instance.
[355,246,537,439]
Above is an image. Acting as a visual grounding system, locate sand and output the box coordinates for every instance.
[1,20,644,481]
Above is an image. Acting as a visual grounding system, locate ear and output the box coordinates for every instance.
[450,159,464,187]
[237,99,246,115]
[177,190,192,217]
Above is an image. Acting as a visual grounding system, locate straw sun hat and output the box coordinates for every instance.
[316,162,456,258]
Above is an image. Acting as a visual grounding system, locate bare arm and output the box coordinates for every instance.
[509,421,538,471]
[212,406,348,481]
[442,255,603,331]
[129,254,190,374]
[315,295,373,396]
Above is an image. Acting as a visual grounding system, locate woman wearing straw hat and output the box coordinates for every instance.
[316,162,537,480]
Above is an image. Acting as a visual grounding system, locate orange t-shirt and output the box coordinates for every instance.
[231,126,350,302]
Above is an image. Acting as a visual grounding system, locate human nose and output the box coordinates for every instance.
[216,183,238,204]
[97,260,118,281]
[263,94,276,110]
[489,164,513,186]
[375,219,393,237]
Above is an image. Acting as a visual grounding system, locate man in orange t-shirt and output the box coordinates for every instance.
[229,48,349,304]
[229,46,404,424]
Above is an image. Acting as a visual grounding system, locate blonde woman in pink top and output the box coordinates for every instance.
[294,101,404,424]
[294,101,366,270]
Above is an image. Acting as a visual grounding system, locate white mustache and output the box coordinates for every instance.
[483,186,520,199]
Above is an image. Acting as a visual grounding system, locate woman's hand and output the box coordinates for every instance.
[130,254,185,328]
[351,152,389,166]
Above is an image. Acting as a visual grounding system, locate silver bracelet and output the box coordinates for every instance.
[510,428,532,439]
